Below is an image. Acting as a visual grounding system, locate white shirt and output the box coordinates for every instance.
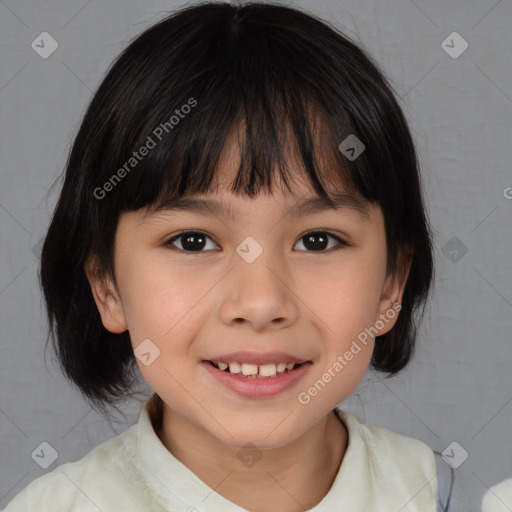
[4,396,439,511]
[482,478,512,511]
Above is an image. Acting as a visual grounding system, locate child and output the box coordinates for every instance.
[5,2,442,510]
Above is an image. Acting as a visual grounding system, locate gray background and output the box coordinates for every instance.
[1,0,511,510]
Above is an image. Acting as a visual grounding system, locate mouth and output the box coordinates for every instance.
[202,358,312,398]
[207,360,305,378]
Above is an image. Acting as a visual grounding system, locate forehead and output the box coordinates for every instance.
[141,188,372,225]
[133,178,385,240]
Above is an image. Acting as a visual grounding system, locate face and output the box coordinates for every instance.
[86,143,409,451]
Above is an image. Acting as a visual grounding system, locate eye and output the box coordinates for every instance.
[165,230,349,253]
[294,230,348,252]
[165,231,219,252]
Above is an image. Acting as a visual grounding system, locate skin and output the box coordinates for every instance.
[85,138,411,511]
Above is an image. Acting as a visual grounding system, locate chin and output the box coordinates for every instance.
[206,417,305,451]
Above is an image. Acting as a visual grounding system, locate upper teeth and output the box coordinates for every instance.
[214,361,297,377]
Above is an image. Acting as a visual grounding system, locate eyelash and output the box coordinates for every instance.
[164,230,349,254]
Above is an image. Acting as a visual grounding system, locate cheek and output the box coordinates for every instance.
[302,257,385,335]
[119,254,202,331]
[119,258,209,400]
[297,253,384,396]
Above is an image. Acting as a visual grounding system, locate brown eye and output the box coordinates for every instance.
[166,231,218,252]
[165,229,348,254]
[294,231,347,252]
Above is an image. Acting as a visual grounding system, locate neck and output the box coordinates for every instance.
[150,397,348,512]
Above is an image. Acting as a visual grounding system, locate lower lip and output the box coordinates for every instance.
[201,361,312,398]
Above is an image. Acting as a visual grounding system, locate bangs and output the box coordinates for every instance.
[144,100,362,214]
[113,75,362,214]
[86,3,381,218]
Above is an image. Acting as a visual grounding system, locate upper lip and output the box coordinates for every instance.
[205,350,310,366]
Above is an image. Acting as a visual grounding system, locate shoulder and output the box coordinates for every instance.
[3,424,145,512]
[337,408,435,462]
[482,478,512,512]
[335,408,438,508]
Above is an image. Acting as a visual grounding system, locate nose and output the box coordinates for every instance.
[218,248,299,332]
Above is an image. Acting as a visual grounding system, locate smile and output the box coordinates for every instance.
[210,361,299,378]
[202,360,312,398]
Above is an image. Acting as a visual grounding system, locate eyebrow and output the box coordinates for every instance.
[143,192,370,223]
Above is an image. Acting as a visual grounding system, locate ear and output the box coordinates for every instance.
[374,248,413,336]
[84,258,128,334]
